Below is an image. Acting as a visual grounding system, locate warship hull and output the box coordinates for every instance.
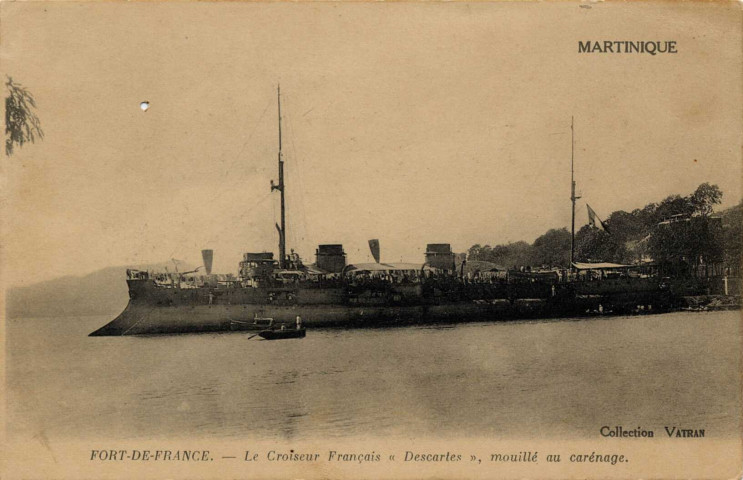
[89,279,674,336]
[90,302,554,336]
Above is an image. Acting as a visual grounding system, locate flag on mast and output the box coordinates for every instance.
[587,204,609,233]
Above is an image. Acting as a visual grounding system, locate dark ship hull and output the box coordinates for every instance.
[90,276,673,336]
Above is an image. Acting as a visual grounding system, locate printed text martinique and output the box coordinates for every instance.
[579,41,677,55]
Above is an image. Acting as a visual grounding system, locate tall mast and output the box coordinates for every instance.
[570,116,580,269]
[271,85,287,268]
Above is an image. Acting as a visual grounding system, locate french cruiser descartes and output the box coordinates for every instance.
[89,89,678,337]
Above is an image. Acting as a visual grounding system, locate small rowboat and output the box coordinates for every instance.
[258,327,306,340]
[231,315,276,331]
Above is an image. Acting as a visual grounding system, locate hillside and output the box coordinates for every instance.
[6,261,196,318]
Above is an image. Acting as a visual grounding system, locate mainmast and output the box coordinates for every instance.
[570,116,581,269]
[271,85,287,269]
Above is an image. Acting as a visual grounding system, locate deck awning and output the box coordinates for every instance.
[572,262,632,270]
[345,262,426,273]
[303,264,329,275]
[275,270,305,276]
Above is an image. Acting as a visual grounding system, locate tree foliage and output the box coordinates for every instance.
[5,76,43,156]
[647,216,723,272]
[468,241,533,269]
[690,183,722,216]
[721,200,742,268]
[467,183,736,274]
[575,225,631,263]
[531,228,571,266]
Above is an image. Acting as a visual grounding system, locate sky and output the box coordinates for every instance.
[1,2,741,287]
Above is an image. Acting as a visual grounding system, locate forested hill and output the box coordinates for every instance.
[7,262,196,318]
[468,183,741,270]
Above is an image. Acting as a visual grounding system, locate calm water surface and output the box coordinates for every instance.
[6,311,740,441]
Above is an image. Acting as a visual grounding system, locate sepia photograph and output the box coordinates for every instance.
[2,1,741,478]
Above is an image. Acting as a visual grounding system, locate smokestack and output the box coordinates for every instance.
[201,249,213,275]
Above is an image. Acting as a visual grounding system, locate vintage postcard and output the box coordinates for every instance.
[1,1,741,478]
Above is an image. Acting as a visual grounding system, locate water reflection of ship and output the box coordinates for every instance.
[89,90,672,337]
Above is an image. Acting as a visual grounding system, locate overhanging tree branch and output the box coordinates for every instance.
[5,76,44,156]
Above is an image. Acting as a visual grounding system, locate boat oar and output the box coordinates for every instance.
[247,333,261,340]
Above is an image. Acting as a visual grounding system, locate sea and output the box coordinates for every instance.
[6,311,741,442]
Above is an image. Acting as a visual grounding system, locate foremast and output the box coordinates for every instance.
[271,85,287,268]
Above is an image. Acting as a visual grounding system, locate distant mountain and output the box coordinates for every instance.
[6,261,197,318]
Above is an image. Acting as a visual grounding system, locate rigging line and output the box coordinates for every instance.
[206,97,275,204]
[223,96,273,173]
[285,117,300,248]
[204,191,273,246]
[165,242,185,268]
[286,114,311,248]
[231,98,273,168]
[164,97,274,260]
[164,192,273,262]
[159,195,276,267]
